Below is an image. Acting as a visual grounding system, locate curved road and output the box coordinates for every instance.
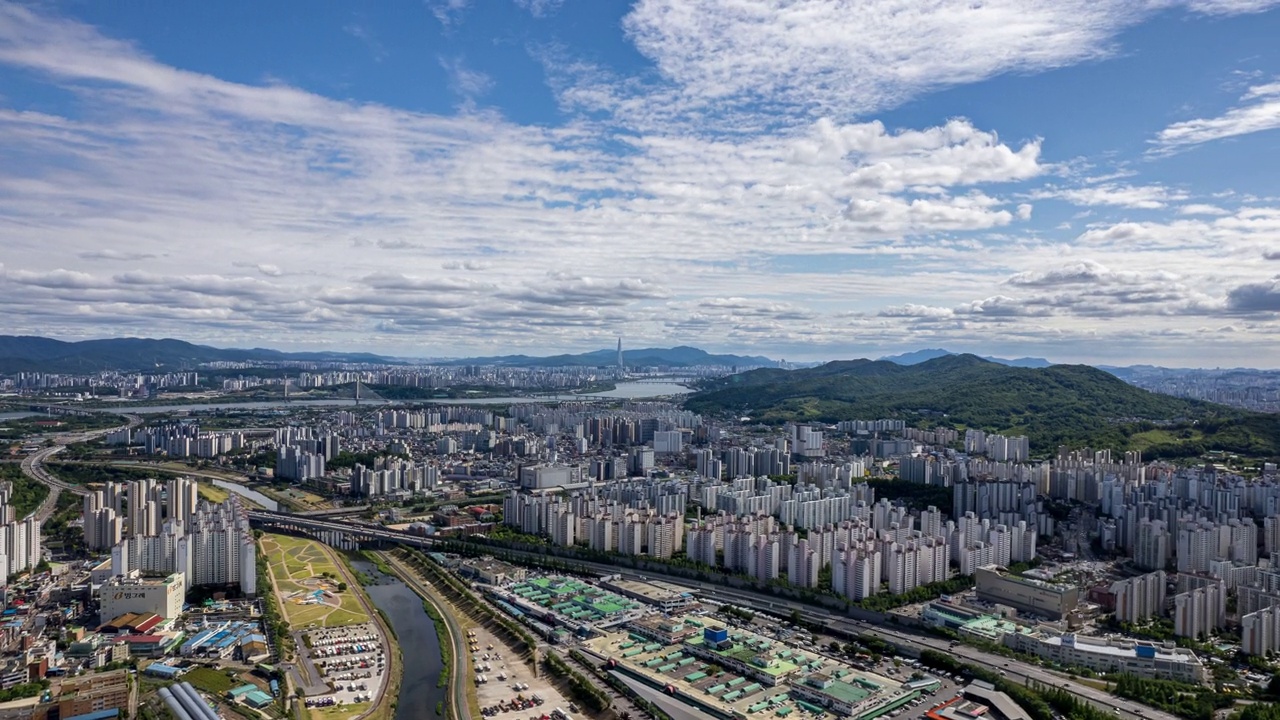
[20,413,142,524]
[381,550,469,720]
[319,543,397,720]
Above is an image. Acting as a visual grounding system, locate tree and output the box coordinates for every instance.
[338,582,348,592]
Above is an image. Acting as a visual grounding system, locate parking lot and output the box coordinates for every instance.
[302,622,388,711]
[467,623,576,718]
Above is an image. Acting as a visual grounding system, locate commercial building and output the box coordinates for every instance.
[975,566,1078,620]
[98,572,185,621]
[1005,633,1206,683]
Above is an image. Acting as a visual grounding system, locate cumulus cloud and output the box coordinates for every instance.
[1177,203,1230,216]
[1226,277,1280,312]
[1007,261,1178,287]
[1,3,1280,359]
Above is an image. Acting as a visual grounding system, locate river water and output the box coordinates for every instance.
[211,479,279,511]
[351,559,447,720]
[97,380,694,414]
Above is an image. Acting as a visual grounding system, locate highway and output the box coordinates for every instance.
[248,511,1169,719]
[20,414,141,524]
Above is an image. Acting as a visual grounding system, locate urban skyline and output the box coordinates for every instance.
[1,2,1280,363]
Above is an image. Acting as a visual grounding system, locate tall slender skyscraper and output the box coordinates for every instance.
[617,337,624,369]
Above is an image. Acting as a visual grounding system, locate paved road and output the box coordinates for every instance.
[20,413,141,525]
[318,543,396,720]
[382,551,470,720]
[556,647,651,719]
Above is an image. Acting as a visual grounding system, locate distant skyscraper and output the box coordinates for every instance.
[617,337,624,369]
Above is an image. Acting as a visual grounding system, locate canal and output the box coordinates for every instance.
[351,559,448,719]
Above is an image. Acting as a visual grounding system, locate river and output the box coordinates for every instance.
[211,479,279,511]
[95,380,694,414]
[0,411,38,421]
[351,559,448,720]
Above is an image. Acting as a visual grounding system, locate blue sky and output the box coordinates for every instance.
[2,1,1280,365]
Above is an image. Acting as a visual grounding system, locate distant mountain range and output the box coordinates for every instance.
[440,345,777,368]
[878,348,1052,368]
[0,336,396,373]
[685,353,1280,457]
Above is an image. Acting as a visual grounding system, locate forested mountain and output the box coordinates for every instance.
[0,336,394,372]
[685,354,1280,457]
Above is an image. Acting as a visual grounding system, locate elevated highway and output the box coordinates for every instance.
[20,413,142,524]
[246,510,1175,720]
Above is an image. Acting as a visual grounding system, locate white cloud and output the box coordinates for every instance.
[427,0,471,27]
[513,0,563,17]
[1153,80,1280,152]
[439,56,493,99]
[611,0,1274,129]
[1031,183,1188,209]
[1,3,1280,362]
[1177,203,1231,216]
[1182,0,1280,14]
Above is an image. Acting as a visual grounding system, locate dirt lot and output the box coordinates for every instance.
[468,623,576,718]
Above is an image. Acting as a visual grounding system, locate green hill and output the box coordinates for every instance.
[684,354,1280,458]
[0,335,397,372]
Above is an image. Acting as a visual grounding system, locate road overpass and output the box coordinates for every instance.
[20,413,142,524]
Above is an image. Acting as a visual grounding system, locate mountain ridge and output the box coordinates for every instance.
[0,336,397,373]
[685,354,1280,457]
[878,347,1052,368]
[439,345,777,368]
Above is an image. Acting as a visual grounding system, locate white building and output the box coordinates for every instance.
[99,571,185,621]
[1112,571,1167,624]
[1243,605,1280,656]
[1173,582,1226,639]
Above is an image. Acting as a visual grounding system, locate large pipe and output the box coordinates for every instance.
[173,682,220,720]
[182,682,222,720]
[170,683,203,719]
[159,687,196,720]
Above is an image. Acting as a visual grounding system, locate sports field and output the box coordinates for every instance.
[261,534,368,628]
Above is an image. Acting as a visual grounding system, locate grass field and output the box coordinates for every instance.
[257,485,331,512]
[184,666,237,694]
[303,701,371,720]
[1129,427,1205,451]
[196,483,230,503]
[260,534,368,628]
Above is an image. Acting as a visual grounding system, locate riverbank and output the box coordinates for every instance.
[258,533,400,720]
[380,551,475,720]
[350,558,449,720]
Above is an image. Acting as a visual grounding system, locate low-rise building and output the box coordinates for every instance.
[976,566,1078,620]
[626,616,700,645]
[1006,632,1206,684]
